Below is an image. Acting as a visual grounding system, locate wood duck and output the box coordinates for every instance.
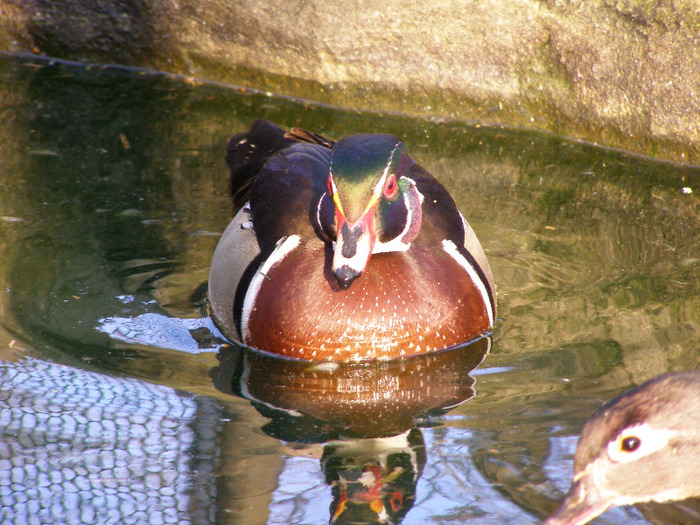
[544,371,700,525]
[208,120,495,361]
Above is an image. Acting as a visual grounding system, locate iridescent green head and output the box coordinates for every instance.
[330,134,406,221]
[319,134,422,290]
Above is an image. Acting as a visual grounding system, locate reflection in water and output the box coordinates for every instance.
[0,357,222,525]
[1,55,699,524]
[213,337,490,439]
[212,338,489,524]
[323,430,425,525]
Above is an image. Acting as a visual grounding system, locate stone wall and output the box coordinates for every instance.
[1,0,698,164]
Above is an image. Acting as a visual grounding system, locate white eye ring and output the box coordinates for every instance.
[606,423,676,463]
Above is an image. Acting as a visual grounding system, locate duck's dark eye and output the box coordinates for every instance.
[384,174,398,199]
[621,436,641,452]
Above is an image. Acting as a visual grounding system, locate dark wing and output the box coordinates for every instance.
[250,142,333,255]
[407,164,465,248]
[226,120,297,210]
[408,163,496,316]
[226,121,335,211]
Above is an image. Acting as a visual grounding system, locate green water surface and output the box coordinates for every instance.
[0,55,699,525]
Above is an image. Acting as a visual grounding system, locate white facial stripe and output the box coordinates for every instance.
[373,184,410,254]
[442,239,495,326]
[399,176,423,243]
[385,141,401,176]
[373,237,410,253]
[374,176,423,254]
[372,172,388,198]
[372,141,402,197]
[329,175,339,195]
[374,190,412,253]
[315,197,322,225]
[606,423,676,463]
[328,173,340,209]
[241,235,301,341]
[315,193,326,231]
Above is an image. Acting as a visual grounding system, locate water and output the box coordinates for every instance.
[0,54,699,524]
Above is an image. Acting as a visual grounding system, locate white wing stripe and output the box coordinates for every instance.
[241,235,301,341]
[442,239,494,326]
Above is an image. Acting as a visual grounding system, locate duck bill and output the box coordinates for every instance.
[332,207,376,290]
[543,475,614,525]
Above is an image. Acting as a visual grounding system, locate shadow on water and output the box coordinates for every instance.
[0,54,699,524]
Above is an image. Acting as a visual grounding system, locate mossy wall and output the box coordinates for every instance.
[1,0,698,164]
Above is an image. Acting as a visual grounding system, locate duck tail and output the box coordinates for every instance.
[226,120,295,211]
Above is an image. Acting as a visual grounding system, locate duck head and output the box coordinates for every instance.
[544,371,700,525]
[315,134,423,290]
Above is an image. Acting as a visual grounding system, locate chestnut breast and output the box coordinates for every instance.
[244,242,490,361]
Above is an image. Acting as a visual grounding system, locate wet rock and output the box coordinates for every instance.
[0,0,698,163]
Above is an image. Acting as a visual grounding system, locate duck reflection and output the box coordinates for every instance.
[322,429,425,525]
[211,336,490,524]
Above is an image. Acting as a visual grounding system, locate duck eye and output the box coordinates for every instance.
[384,174,398,199]
[621,436,641,452]
[606,423,675,463]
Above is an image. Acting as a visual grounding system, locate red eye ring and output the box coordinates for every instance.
[384,174,398,199]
